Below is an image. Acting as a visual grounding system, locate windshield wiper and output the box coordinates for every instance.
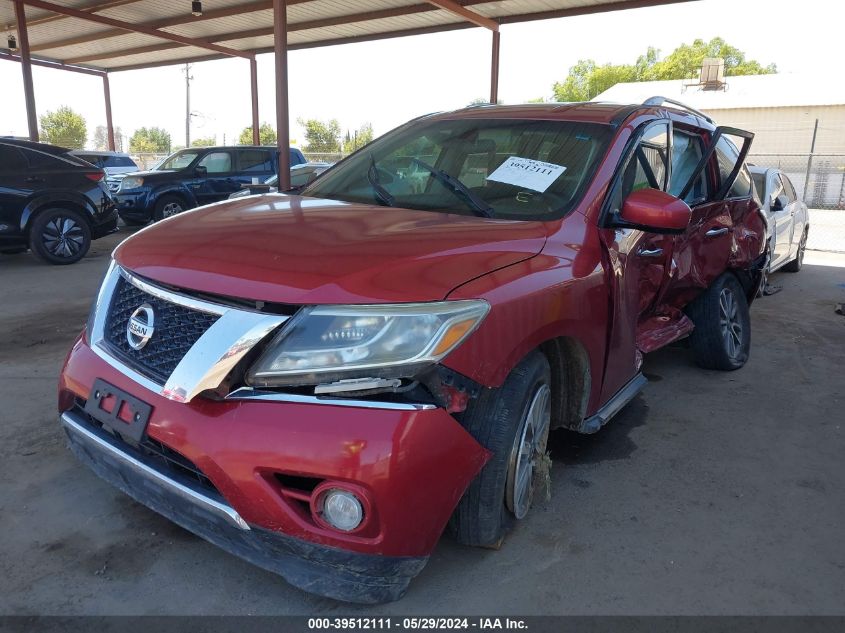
[367,155,395,207]
[411,158,494,218]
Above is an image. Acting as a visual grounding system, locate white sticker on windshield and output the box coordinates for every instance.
[486,156,566,193]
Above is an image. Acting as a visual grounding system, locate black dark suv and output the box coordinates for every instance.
[0,139,118,265]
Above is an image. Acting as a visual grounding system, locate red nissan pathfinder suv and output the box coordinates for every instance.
[59,99,766,603]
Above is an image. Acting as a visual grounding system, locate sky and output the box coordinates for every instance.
[1,0,840,149]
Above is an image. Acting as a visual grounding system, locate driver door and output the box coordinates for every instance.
[598,120,676,402]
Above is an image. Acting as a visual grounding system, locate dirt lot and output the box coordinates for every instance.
[1,228,843,615]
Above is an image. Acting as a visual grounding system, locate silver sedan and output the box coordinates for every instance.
[750,166,810,275]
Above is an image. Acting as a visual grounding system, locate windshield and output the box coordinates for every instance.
[157,150,201,171]
[302,118,614,220]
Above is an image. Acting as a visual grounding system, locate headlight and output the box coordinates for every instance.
[120,176,144,190]
[246,300,489,387]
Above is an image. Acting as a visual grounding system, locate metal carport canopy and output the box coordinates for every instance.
[2,0,696,188]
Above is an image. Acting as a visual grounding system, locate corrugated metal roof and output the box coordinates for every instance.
[1,0,696,72]
[594,73,845,110]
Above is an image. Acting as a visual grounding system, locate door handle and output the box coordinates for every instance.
[637,247,664,257]
[25,176,44,183]
[705,227,729,237]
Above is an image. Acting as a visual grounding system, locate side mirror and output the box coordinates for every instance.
[770,194,788,211]
[194,165,208,178]
[619,188,692,234]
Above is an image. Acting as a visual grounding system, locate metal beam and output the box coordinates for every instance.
[105,0,700,73]
[20,0,254,60]
[14,1,38,142]
[273,0,290,191]
[0,51,106,75]
[62,4,441,64]
[250,58,260,146]
[102,73,115,150]
[23,0,145,28]
[489,30,499,104]
[424,0,497,30]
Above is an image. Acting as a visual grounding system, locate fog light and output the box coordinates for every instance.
[320,489,363,532]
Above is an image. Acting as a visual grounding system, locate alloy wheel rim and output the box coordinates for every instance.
[162,202,182,218]
[506,383,551,519]
[719,287,743,360]
[799,234,806,265]
[42,216,84,258]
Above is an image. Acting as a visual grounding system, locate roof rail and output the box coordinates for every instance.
[642,96,714,124]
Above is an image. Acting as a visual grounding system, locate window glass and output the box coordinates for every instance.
[25,149,64,169]
[158,150,200,170]
[238,150,273,173]
[769,174,784,205]
[751,172,766,200]
[607,122,669,214]
[197,151,232,174]
[669,130,707,203]
[0,145,28,171]
[715,136,751,198]
[781,174,797,202]
[303,119,614,220]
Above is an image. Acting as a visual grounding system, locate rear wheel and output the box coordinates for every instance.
[451,352,552,547]
[686,272,751,370]
[29,208,91,265]
[153,195,186,222]
[782,228,807,273]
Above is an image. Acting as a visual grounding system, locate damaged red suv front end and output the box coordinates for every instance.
[58,103,766,603]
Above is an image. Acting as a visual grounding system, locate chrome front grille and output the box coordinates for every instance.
[103,276,220,384]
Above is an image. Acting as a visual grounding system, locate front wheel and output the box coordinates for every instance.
[686,272,751,370]
[29,208,91,265]
[451,352,552,547]
[153,195,187,222]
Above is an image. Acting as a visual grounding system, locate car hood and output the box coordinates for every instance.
[113,194,548,304]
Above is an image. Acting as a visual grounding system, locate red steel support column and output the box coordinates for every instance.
[250,58,260,145]
[102,73,116,150]
[490,29,500,105]
[14,1,39,141]
[273,0,291,191]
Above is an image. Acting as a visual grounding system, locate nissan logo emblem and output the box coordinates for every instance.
[127,303,155,350]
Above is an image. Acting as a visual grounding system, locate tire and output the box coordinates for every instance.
[153,195,187,222]
[451,351,552,548]
[686,272,751,371]
[28,207,91,265]
[782,228,807,273]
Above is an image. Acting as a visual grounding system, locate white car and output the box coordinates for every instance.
[70,151,140,193]
[750,166,810,275]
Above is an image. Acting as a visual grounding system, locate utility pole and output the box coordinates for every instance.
[802,118,819,205]
[184,63,194,147]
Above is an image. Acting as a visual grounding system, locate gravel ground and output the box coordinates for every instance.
[1,229,843,615]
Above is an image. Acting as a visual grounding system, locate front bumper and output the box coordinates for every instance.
[114,190,152,221]
[59,337,489,602]
[62,409,427,604]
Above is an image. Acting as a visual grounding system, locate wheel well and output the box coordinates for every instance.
[155,191,189,208]
[538,337,591,431]
[25,201,92,236]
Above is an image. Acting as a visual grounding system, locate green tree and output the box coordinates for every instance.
[191,136,216,147]
[298,118,341,153]
[39,106,87,149]
[129,127,171,154]
[342,123,374,154]
[553,38,776,102]
[238,122,277,145]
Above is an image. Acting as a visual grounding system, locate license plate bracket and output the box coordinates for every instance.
[84,378,153,443]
